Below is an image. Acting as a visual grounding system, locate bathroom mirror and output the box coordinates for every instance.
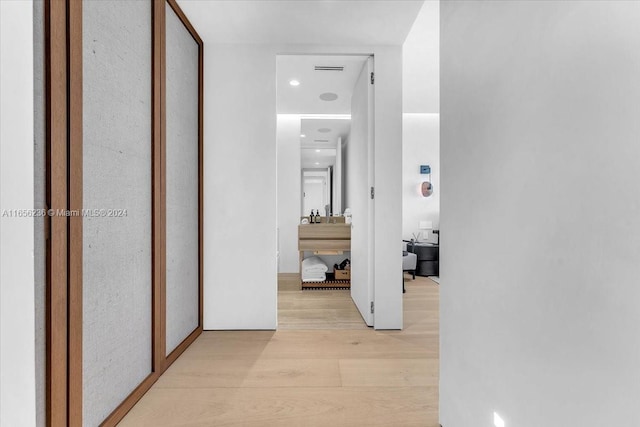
[300,118,350,216]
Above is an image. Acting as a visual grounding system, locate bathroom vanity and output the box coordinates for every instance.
[298,223,351,288]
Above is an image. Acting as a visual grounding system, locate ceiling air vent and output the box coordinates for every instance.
[314,66,344,71]
[313,139,330,143]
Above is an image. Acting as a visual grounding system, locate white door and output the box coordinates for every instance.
[349,57,375,326]
[303,177,326,215]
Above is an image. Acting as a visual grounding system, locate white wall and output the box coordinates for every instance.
[440,1,640,426]
[343,116,357,211]
[0,1,37,425]
[204,45,278,329]
[204,43,402,330]
[403,0,439,114]
[402,0,439,245]
[277,115,301,273]
[402,114,439,243]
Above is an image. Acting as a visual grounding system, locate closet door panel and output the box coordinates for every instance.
[165,2,200,355]
[82,2,153,425]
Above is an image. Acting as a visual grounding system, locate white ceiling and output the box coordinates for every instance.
[278,55,367,114]
[175,0,438,166]
[300,118,350,148]
[279,53,354,170]
[301,148,336,169]
[177,1,424,45]
[300,118,350,169]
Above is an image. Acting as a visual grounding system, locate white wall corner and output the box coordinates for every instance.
[0,1,37,425]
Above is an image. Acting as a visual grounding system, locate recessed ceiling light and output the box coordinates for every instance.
[300,134,306,138]
[289,79,300,86]
[315,149,321,152]
[319,92,338,101]
[315,162,320,165]
[318,128,331,133]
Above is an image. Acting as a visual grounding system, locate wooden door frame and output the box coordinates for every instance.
[45,0,203,425]
[45,1,69,424]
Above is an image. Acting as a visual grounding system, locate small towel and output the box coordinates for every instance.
[302,272,327,283]
[302,256,328,273]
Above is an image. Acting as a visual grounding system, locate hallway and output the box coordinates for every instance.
[119,277,439,426]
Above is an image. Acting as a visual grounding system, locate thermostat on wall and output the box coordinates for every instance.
[420,165,431,174]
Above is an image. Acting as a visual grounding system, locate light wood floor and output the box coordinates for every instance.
[118,275,439,426]
[278,276,368,330]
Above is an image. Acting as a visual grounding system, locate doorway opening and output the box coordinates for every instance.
[301,169,329,216]
[276,54,375,329]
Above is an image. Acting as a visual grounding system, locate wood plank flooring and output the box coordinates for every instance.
[278,288,368,330]
[118,275,439,426]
